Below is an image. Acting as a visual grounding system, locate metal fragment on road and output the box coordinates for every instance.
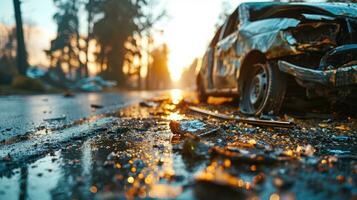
[169,120,220,137]
[139,101,159,108]
[90,104,104,109]
[43,115,67,122]
[188,106,293,128]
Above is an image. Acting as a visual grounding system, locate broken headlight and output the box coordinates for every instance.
[290,22,340,51]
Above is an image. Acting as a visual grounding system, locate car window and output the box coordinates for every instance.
[221,9,239,39]
[248,3,341,22]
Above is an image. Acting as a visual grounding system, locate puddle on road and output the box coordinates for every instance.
[0,116,201,199]
[0,150,63,199]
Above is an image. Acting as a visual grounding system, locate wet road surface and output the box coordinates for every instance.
[0,91,156,141]
[0,89,356,199]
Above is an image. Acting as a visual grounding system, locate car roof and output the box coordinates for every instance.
[240,2,357,19]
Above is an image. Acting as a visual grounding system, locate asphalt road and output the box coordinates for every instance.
[0,91,156,141]
[0,90,356,200]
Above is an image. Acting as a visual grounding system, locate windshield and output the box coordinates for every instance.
[244,2,357,22]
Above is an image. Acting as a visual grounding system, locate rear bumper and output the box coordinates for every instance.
[278,60,357,87]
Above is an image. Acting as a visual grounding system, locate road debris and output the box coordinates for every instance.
[188,106,294,128]
[273,176,294,190]
[1,90,356,199]
[75,76,117,92]
[91,104,104,109]
[195,163,248,199]
[63,90,75,97]
[148,184,183,199]
[331,135,351,142]
[328,149,351,155]
[181,137,210,158]
[139,101,159,108]
[210,146,278,165]
[43,114,67,122]
[170,120,221,137]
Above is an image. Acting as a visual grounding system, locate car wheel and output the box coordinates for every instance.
[240,62,286,116]
[197,76,208,103]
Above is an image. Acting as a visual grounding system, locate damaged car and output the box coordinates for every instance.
[196,2,357,115]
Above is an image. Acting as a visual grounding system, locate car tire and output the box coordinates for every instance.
[240,61,286,116]
[197,76,208,103]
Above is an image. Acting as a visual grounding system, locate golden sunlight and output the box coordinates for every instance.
[168,56,185,82]
[167,112,183,121]
[170,89,183,105]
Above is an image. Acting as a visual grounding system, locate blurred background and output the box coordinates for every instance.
[0,0,352,93]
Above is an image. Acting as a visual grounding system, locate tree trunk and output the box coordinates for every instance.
[85,0,93,77]
[137,66,141,90]
[146,34,152,90]
[13,0,28,75]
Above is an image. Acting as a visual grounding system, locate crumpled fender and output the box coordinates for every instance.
[237,18,301,60]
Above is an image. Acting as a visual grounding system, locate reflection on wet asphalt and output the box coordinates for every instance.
[0,108,193,199]
[0,91,157,141]
[0,89,356,199]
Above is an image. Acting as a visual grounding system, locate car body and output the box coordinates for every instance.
[196,2,357,115]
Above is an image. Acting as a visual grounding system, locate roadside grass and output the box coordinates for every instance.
[0,76,63,95]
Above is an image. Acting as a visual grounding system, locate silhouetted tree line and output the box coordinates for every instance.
[0,0,170,90]
[148,43,170,89]
[45,0,170,89]
[0,27,17,84]
[45,0,81,82]
[180,58,199,89]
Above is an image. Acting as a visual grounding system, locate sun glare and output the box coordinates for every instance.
[161,0,238,83]
[170,89,183,104]
[168,57,184,82]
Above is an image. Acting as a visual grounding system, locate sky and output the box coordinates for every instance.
[0,0,263,81]
[156,0,240,81]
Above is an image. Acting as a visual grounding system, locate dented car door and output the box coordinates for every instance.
[213,10,239,90]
